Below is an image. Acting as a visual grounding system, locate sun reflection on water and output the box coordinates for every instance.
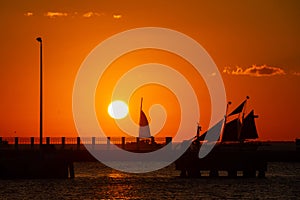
[108,173,126,179]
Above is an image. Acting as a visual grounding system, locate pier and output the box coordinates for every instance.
[1,137,299,179]
[0,136,171,152]
[175,141,300,178]
[0,136,171,178]
[176,144,267,178]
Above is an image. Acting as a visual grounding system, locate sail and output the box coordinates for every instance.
[198,131,207,141]
[221,118,241,141]
[139,110,151,138]
[198,119,224,141]
[228,100,246,116]
[196,98,259,142]
[240,110,258,140]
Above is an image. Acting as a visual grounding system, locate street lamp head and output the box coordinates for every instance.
[36,37,42,42]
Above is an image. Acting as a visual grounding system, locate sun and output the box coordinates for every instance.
[108,100,129,119]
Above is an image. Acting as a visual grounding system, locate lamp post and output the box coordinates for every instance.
[36,37,43,148]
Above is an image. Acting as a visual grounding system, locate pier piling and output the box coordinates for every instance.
[76,137,80,150]
[14,137,18,149]
[62,137,65,149]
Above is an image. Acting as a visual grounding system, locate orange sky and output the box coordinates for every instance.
[0,0,300,140]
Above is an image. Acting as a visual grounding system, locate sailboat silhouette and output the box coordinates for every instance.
[197,96,259,143]
[139,98,151,138]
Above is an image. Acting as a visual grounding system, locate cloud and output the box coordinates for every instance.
[223,65,286,77]
[82,12,103,18]
[25,11,106,18]
[113,14,122,19]
[83,12,94,18]
[24,12,33,17]
[292,72,300,76]
[45,12,68,18]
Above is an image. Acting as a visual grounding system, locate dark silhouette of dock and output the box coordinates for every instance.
[0,136,171,152]
[1,136,299,179]
[0,136,171,178]
[175,140,300,178]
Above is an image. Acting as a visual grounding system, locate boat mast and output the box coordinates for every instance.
[238,96,250,142]
[220,101,232,142]
[140,97,143,112]
[196,123,201,140]
[224,101,232,124]
[242,96,250,121]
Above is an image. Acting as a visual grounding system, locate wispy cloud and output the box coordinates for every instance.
[292,72,300,76]
[24,11,109,19]
[83,12,94,18]
[45,12,68,18]
[24,12,33,17]
[82,12,104,18]
[223,65,286,77]
[113,14,122,19]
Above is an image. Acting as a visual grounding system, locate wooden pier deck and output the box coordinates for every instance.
[0,137,299,179]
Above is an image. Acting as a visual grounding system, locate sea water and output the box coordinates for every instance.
[0,162,299,199]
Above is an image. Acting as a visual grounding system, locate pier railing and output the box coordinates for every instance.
[0,136,172,151]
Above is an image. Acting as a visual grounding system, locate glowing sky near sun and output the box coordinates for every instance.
[0,0,300,140]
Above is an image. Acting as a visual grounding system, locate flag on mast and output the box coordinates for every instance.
[139,98,151,138]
